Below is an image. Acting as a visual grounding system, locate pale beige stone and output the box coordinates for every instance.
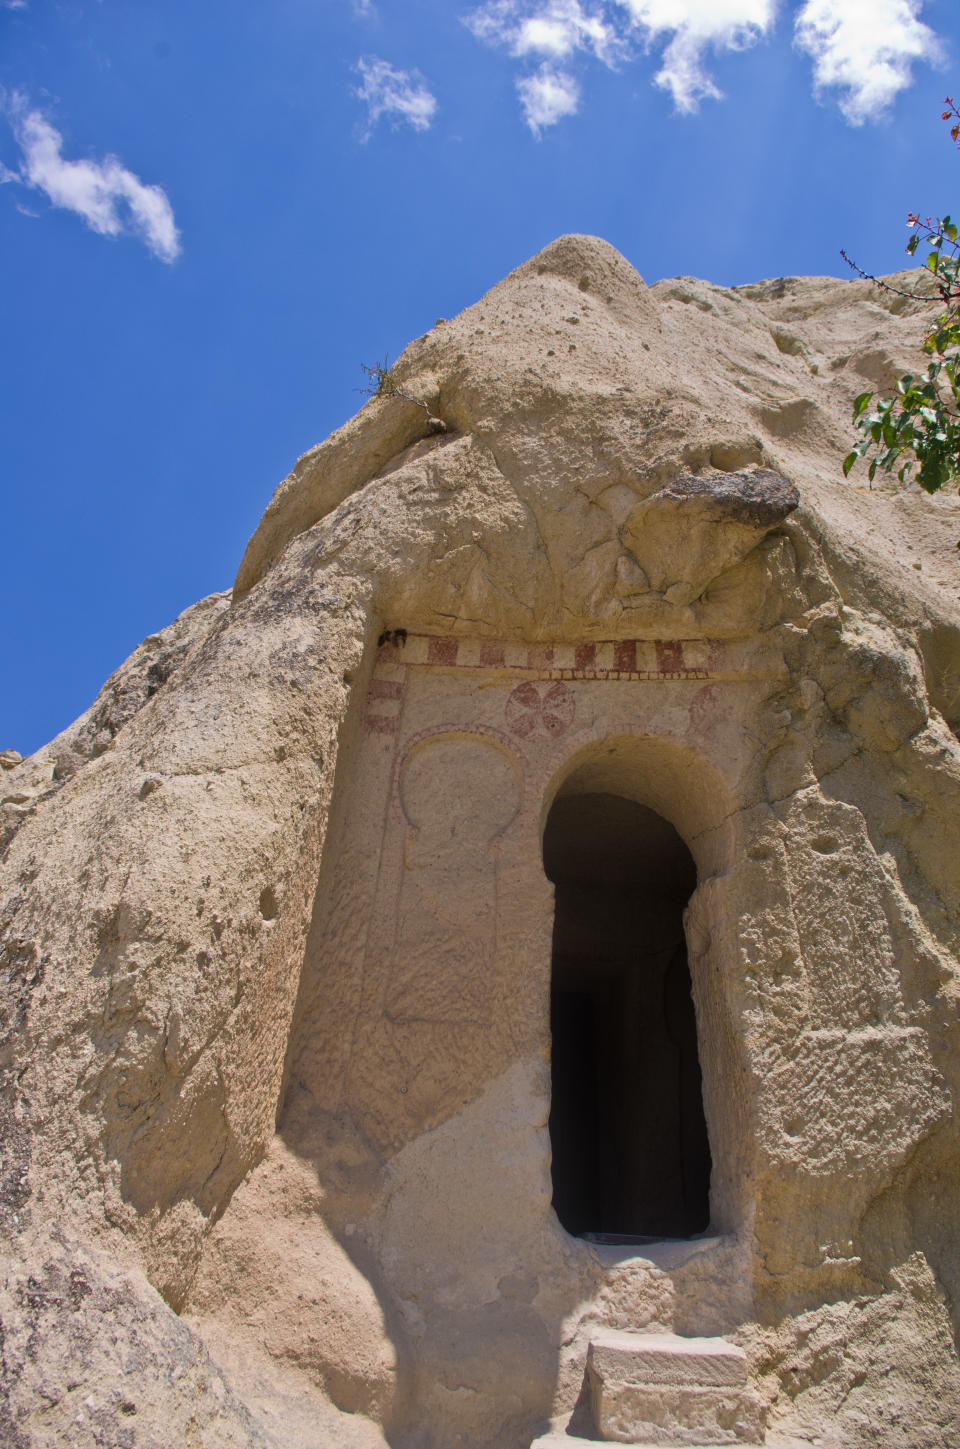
[593,1384,763,1447]
[2,236,960,1448]
[588,1330,749,1387]
[585,1331,762,1445]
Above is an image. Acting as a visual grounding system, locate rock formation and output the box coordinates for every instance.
[2,235,960,1448]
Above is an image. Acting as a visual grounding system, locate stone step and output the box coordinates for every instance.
[589,1331,749,1389]
[585,1331,765,1447]
[530,1436,759,1449]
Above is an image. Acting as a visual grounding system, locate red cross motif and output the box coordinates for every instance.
[505,680,575,739]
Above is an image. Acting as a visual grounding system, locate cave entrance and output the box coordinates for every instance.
[544,792,711,1241]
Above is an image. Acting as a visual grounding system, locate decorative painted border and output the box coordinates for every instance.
[384,633,712,677]
[363,632,764,736]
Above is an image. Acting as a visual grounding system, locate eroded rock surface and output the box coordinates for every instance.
[1,591,231,858]
[2,236,959,1448]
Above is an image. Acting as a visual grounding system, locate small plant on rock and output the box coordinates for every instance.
[359,355,447,434]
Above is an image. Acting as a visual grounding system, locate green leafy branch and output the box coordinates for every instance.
[842,101,960,504]
[359,355,447,434]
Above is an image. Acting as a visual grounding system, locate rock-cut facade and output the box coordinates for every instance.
[2,235,960,1449]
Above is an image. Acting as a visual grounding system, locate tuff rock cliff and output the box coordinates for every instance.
[2,236,960,1449]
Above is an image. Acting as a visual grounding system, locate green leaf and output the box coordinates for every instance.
[853,391,873,418]
[928,251,941,273]
[842,451,858,477]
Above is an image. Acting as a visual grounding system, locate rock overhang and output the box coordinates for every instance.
[232,233,959,650]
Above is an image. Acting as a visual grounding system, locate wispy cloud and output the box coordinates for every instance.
[518,65,581,133]
[354,57,437,138]
[466,0,617,131]
[0,94,180,261]
[467,0,777,127]
[467,0,620,64]
[794,0,943,123]
[465,0,943,130]
[615,0,778,112]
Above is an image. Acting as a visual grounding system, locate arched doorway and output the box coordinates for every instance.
[544,792,711,1240]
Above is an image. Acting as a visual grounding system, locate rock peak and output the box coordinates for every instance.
[511,230,648,295]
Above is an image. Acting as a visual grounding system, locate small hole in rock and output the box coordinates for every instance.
[259,886,279,921]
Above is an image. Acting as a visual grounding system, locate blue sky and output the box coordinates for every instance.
[2,0,957,755]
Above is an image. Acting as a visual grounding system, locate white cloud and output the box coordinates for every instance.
[518,65,581,133]
[466,1,778,123]
[794,0,942,123]
[354,57,437,137]
[467,0,620,64]
[613,0,778,111]
[465,0,943,128]
[466,1,614,131]
[1,95,180,261]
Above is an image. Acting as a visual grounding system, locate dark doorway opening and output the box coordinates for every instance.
[544,792,711,1240]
